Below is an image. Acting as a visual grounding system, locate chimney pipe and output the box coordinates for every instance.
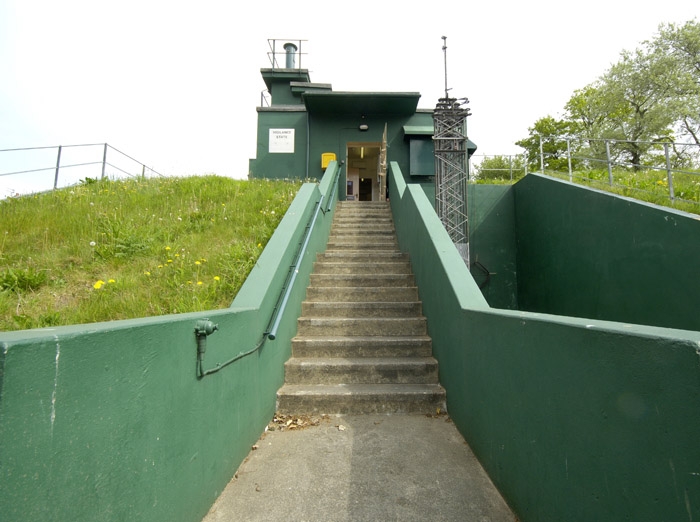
[283,42,297,69]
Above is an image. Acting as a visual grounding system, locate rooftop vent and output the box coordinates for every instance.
[283,42,297,69]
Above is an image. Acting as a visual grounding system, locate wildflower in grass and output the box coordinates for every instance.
[165,246,171,251]
[195,261,201,265]
[89,241,96,247]
[258,243,262,248]
[214,276,220,281]
[108,279,115,284]
[197,281,203,285]
[167,259,173,263]
[158,264,164,269]
[93,280,105,289]
[144,271,151,276]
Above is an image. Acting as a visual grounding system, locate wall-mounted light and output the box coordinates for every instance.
[359,124,369,131]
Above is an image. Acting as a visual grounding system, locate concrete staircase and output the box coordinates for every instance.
[276,201,446,415]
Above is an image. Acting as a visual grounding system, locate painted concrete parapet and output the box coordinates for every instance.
[0,163,341,522]
[514,174,700,331]
[389,162,700,522]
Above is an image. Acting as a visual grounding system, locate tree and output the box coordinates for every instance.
[515,116,575,172]
[473,155,525,181]
[597,46,676,169]
[652,20,700,145]
[517,21,700,171]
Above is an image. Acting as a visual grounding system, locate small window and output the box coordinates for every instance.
[409,139,434,176]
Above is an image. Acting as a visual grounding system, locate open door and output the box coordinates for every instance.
[346,142,381,201]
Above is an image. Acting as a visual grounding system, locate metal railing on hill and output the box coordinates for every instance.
[471,138,700,213]
[0,143,162,198]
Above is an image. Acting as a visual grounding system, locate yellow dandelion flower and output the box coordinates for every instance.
[197,281,203,285]
[93,280,105,289]
[167,259,173,263]
[214,276,220,281]
[144,271,151,276]
[108,279,115,283]
[165,246,171,251]
[195,261,201,265]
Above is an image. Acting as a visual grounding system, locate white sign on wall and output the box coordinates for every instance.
[269,129,295,153]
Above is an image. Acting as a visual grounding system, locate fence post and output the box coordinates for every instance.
[53,145,62,189]
[509,155,513,182]
[567,138,573,182]
[538,134,544,174]
[141,164,146,179]
[605,140,614,186]
[664,142,675,202]
[101,143,108,180]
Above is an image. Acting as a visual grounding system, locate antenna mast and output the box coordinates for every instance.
[433,36,472,266]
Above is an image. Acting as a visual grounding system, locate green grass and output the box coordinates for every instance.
[0,175,303,331]
[475,168,700,215]
[539,168,700,214]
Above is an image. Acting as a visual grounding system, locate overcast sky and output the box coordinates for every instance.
[0,0,698,195]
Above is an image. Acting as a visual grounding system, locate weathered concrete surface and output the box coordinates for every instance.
[202,414,516,522]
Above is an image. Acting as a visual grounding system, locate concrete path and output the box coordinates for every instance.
[202,414,516,522]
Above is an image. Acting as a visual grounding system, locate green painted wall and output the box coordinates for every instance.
[514,174,700,331]
[249,109,308,179]
[389,163,700,522]
[468,185,518,309]
[0,165,341,522]
[250,105,435,187]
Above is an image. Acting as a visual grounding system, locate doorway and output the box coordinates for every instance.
[346,143,380,201]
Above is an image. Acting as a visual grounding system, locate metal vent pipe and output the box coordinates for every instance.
[283,43,297,68]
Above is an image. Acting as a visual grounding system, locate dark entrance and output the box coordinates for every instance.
[359,178,373,201]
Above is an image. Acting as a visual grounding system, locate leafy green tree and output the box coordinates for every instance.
[652,20,700,145]
[599,46,677,169]
[473,155,525,181]
[515,116,576,172]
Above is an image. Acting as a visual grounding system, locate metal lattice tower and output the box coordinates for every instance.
[434,37,471,265]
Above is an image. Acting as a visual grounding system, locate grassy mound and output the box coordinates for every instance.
[0,175,302,331]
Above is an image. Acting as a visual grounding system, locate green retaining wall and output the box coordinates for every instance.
[389,163,700,522]
[0,163,341,522]
[468,185,518,309]
[514,174,700,331]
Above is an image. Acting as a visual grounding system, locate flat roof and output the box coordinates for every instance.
[303,92,421,115]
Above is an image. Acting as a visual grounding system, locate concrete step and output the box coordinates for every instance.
[276,383,446,415]
[304,286,419,302]
[278,200,446,417]
[291,335,433,358]
[284,357,439,385]
[311,261,412,275]
[318,251,409,263]
[301,301,422,318]
[309,273,415,287]
[296,317,427,336]
[326,240,399,250]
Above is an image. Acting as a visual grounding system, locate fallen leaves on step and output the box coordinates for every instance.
[267,413,329,432]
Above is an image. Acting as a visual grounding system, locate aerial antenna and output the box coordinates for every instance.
[442,36,449,99]
[433,36,472,267]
